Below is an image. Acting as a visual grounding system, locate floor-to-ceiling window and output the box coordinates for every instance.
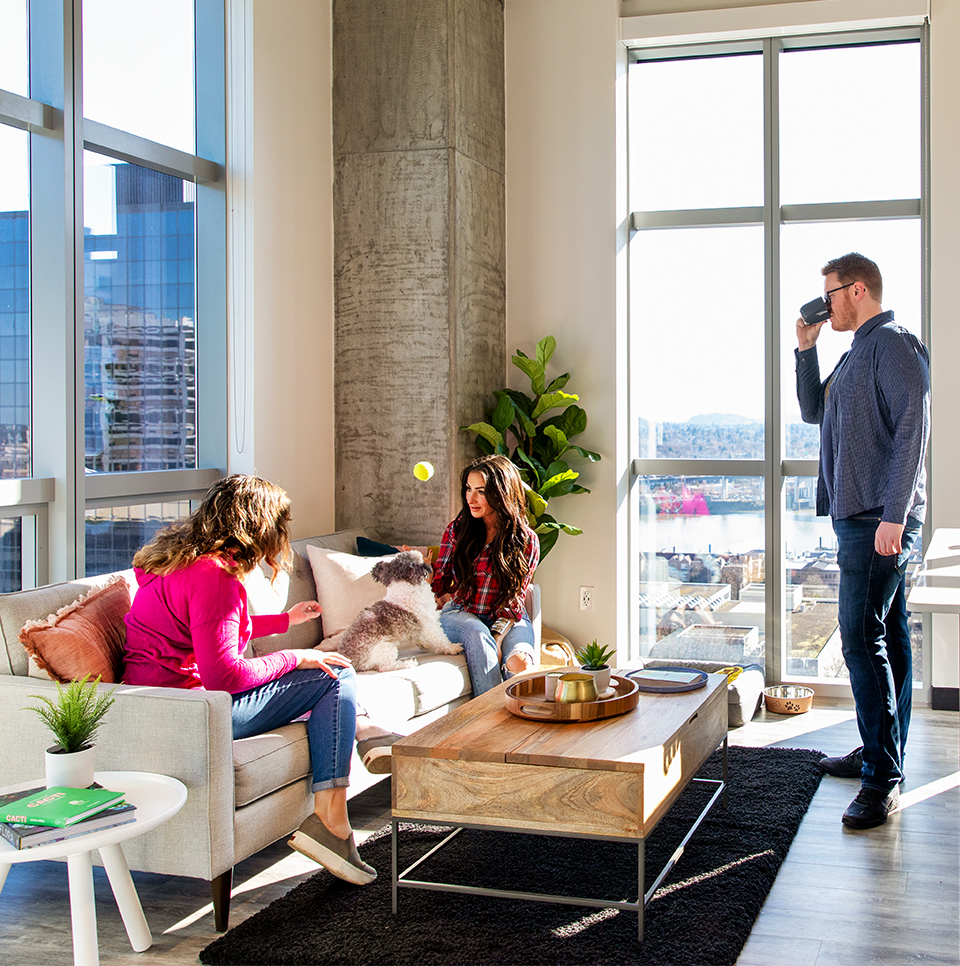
[627,28,927,688]
[0,0,225,588]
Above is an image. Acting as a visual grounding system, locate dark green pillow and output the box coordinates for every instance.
[356,536,400,557]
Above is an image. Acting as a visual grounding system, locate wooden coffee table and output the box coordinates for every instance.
[391,670,728,940]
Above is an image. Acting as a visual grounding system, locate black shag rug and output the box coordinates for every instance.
[201,745,823,966]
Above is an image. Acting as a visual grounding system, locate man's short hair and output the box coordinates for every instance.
[821,252,883,302]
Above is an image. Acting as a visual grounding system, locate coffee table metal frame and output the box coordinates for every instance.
[392,737,727,941]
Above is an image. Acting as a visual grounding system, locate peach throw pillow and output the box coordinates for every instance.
[18,576,132,683]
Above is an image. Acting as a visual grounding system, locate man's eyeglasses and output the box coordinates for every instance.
[824,281,856,305]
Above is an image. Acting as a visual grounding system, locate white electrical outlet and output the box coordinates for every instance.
[579,585,594,611]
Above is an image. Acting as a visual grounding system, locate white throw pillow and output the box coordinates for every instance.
[305,545,393,647]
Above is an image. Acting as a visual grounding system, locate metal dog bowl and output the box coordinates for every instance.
[763,685,815,715]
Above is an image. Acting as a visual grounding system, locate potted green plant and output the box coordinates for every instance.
[574,640,616,694]
[25,674,117,788]
[461,335,601,559]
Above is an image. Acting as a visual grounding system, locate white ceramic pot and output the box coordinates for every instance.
[580,665,611,694]
[45,744,96,789]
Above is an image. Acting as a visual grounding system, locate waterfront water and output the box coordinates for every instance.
[640,510,837,557]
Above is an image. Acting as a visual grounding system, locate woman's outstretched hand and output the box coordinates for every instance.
[287,600,322,626]
[295,649,353,678]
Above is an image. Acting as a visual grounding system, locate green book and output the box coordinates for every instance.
[2,786,126,828]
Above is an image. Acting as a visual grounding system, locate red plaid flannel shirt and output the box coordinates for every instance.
[431,520,539,621]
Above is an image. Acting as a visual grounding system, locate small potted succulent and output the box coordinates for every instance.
[24,674,117,788]
[574,640,616,694]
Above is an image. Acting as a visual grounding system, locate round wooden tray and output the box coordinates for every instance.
[504,674,640,722]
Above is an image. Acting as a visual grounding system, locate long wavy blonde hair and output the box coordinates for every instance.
[132,475,293,581]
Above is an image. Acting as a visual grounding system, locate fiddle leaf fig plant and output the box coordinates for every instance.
[461,335,601,559]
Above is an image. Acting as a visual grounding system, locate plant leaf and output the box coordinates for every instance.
[542,426,570,459]
[531,390,578,421]
[460,421,504,451]
[556,404,588,439]
[523,485,548,518]
[536,335,556,369]
[540,468,579,498]
[537,527,559,559]
[501,389,535,417]
[568,444,601,462]
[490,394,516,434]
[514,449,543,489]
[545,372,571,393]
[512,351,545,395]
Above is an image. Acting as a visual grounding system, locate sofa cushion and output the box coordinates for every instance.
[305,545,393,647]
[356,536,400,556]
[355,648,472,723]
[233,721,311,807]
[244,553,323,654]
[247,530,376,657]
[18,575,132,683]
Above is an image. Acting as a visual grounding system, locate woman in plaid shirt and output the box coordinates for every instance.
[432,455,540,695]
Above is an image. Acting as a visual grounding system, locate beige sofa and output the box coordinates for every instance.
[0,528,540,930]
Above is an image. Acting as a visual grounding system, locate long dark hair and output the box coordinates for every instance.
[132,475,293,581]
[438,455,534,612]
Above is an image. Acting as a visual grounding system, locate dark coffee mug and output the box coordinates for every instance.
[800,296,830,326]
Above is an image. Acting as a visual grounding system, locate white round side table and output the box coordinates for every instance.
[0,770,188,966]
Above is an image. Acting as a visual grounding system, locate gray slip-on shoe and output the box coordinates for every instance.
[287,814,376,885]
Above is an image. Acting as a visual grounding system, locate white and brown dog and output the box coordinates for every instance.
[337,550,462,672]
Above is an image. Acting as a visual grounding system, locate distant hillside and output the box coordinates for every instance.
[686,413,760,426]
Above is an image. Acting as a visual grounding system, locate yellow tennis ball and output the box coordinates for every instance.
[413,461,434,481]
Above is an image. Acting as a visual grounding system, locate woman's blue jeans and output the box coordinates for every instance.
[834,515,920,793]
[231,665,358,792]
[440,603,537,696]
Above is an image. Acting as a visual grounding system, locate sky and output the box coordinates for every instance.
[0,0,194,222]
[628,41,922,426]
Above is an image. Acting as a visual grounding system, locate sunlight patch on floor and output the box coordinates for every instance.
[899,771,960,809]
[652,849,776,899]
[162,852,316,934]
[550,906,620,937]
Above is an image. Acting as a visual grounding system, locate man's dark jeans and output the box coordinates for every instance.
[834,514,921,793]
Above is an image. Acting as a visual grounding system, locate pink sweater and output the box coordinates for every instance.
[123,556,299,694]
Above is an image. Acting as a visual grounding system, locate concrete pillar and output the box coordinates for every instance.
[332,0,505,545]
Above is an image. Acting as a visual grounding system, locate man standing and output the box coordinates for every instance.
[795,252,930,829]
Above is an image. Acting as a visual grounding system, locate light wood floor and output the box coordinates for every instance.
[0,704,956,966]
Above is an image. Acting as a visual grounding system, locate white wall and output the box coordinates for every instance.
[504,0,625,653]
[928,0,960,687]
[227,0,336,539]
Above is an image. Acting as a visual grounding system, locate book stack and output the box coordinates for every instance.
[0,784,136,850]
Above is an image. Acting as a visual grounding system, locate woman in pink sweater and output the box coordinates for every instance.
[123,474,391,886]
